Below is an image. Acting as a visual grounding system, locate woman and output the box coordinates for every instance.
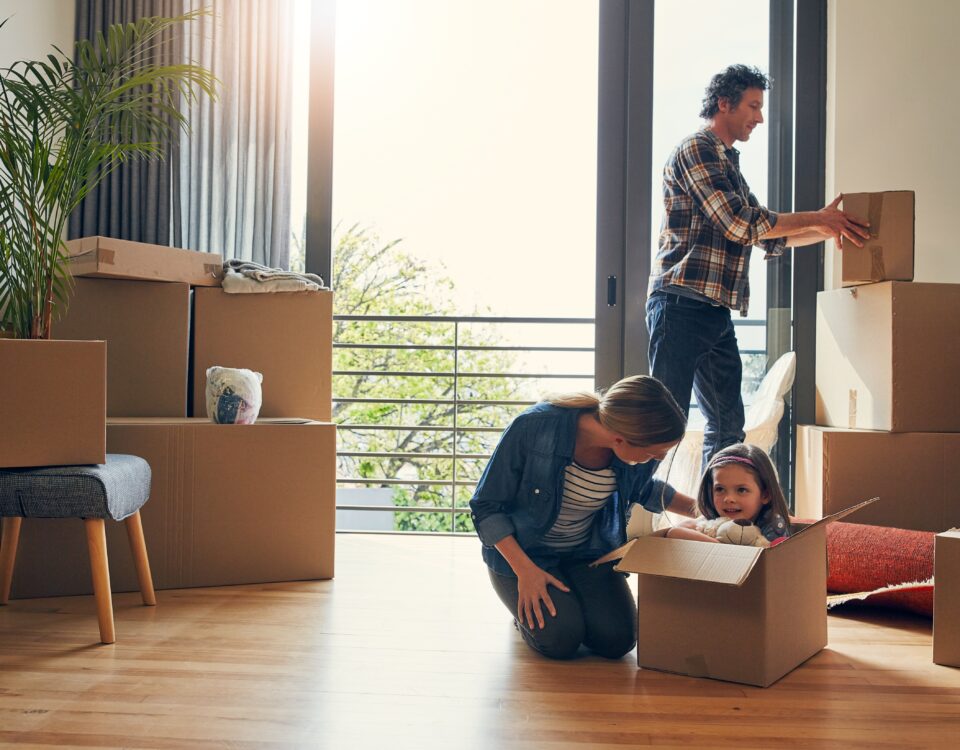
[469,375,696,660]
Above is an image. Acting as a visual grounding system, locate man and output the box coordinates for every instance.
[646,64,868,467]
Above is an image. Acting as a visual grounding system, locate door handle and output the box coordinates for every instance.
[607,275,617,307]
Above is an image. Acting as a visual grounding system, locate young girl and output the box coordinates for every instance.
[663,443,791,545]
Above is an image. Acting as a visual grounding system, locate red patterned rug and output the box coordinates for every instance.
[825,521,935,617]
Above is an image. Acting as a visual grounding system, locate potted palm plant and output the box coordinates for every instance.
[0,12,217,468]
[0,11,217,339]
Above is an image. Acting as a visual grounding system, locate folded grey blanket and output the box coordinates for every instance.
[223,259,326,288]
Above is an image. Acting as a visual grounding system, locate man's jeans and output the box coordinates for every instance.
[645,290,746,469]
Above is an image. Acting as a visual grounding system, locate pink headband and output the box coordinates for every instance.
[709,455,756,470]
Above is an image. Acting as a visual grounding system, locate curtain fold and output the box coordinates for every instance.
[177,0,294,268]
[71,0,295,268]
[69,0,184,245]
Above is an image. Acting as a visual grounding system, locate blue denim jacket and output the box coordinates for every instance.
[469,402,676,576]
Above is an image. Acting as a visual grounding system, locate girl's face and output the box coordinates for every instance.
[711,464,768,522]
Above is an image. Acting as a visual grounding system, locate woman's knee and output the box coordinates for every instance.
[518,617,585,660]
[586,624,636,659]
[583,609,637,659]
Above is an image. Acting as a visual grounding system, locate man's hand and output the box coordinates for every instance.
[515,562,570,630]
[817,194,871,248]
[760,195,872,246]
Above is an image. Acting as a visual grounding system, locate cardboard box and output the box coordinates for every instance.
[840,191,914,287]
[7,418,336,599]
[0,339,106,468]
[796,425,960,532]
[51,278,190,417]
[67,235,222,287]
[816,282,960,432]
[609,500,874,687]
[934,530,960,667]
[192,288,332,421]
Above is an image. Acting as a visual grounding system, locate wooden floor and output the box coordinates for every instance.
[1,534,958,749]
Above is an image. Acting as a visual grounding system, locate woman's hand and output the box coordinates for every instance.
[515,562,570,630]
[493,535,571,629]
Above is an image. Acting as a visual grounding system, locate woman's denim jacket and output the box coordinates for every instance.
[469,402,676,576]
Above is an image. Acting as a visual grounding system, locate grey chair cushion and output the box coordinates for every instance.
[0,454,151,521]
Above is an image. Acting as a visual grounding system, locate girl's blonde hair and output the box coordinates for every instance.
[697,443,791,526]
[545,375,686,447]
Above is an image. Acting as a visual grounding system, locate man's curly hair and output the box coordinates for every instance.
[700,64,772,119]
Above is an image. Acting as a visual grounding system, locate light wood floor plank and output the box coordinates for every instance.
[1,534,958,748]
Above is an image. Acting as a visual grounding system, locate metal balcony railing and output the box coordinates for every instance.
[333,315,594,535]
[333,314,767,535]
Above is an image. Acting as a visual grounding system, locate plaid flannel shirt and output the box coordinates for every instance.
[649,129,786,316]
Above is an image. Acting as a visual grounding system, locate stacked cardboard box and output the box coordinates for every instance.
[797,191,960,668]
[934,530,960,667]
[6,238,336,598]
[798,190,960,532]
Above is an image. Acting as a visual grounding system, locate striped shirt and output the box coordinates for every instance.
[648,128,786,316]
[542,462,617,549]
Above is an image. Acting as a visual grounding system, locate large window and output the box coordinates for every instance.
[294,1,821,525]
[293,1,601,533]
[329,0,597,320]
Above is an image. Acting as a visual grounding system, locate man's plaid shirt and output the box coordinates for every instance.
[648,128,786,316]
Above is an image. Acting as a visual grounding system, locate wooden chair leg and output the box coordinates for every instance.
[84,519,115,644]
[0,517,22,605]
[124,512,156,606]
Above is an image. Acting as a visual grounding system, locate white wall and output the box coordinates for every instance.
[826,0,960,287]
[0,0,74,69]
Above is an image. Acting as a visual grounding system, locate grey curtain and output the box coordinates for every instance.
[69,0,184,245]
[177,0,294,267]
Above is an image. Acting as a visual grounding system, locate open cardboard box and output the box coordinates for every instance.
[597,498,877,687]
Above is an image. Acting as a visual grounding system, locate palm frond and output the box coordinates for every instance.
[0,12,217,338]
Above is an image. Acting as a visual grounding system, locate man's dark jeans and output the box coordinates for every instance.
[645,290,746,470]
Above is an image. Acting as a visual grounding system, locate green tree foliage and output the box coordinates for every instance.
[329,224,532,533]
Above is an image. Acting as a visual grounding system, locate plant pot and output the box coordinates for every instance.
[0,339,106,468]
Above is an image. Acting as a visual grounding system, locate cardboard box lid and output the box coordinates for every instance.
[610,498,878,585]
[616,536,763,584]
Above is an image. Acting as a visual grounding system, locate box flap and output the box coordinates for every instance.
[591,539,636,567]
[614,536,763,586]
[792,497,879,538]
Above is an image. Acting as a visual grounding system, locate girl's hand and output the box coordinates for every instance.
[515,564,570,630]
[664,526,719,543]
